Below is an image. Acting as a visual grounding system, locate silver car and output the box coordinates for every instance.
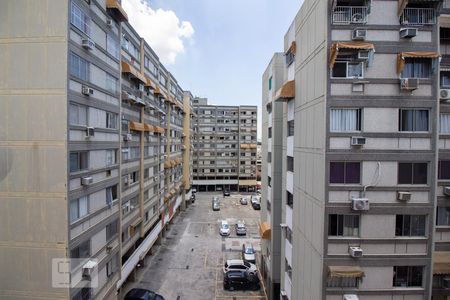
[242,243,256,263]
[235,221,247,236]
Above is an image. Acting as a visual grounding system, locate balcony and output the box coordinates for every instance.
[400,8,436,25]
[332,6,369,24]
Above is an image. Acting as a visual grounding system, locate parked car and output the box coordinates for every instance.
[251,201,260,210]
[223,189,230,196]
[212,197,220,211]
[242,243,256,263]
[240,197,248,205]
[192,188,197,194]
[124,288,165,300]
[190,194,195,203]
[223,259,257,275]
[223,270,260,291]
[235,221,247,236]
[219,220,230,236]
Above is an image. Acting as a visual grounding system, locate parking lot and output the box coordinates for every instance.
[122,192,266,300]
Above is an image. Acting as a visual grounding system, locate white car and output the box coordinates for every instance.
[223,259,257,275]
[219,220,230,236]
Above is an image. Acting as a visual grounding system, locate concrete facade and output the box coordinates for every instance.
[0,1,194,299]
[262,1,446,299]
[192,98,258,192]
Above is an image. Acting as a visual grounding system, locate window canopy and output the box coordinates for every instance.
[329,42,375,69]
[328,266,365,278]
[106,0,128,22]
[275,80,295,101]
[259,222,271,240]
[396,51,440,74]
[129,121,145,131]
[121,61,146,84]
[433,251,450,275]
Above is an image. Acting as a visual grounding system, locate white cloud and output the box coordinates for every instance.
[122,0,194,65]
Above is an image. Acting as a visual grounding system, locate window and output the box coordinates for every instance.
[329,162,360,184]
[106,34,119,59]
[438,160,450,180]
[398,162,428,184]
[106,185,117,206]
[285,259,292,279]
[70,2,90,35]
[106,255,118,278]
[328,214,359,237]
[106,149,117,166]
[286,51,295,66]
[160,74,167,87]
[285,226,292,243]
[70,196,88,223]
[437,207,450,226]
[287,156,294,172]
[267,199,271,211]
[440,113,450,133]
[70,151,88,172]
[106,74,118,94]
[267,152,272,163]
[332,61,364,78]
[106,112,117,129]
[144,56,158,75]
[327,277,359,288]
[395,215,426,236]
[268,127,272,138]
[441,71,450,88]
[69,52,89,81]
[106,219,118,241]
[72,288,92,300]
[399,109,429,132]
[69,104,87,126]
[266,103,272,114]
[286,191,293,208]
[393,266,423,287]
[330,109,361,132]
[268,176,272,187]
[402,58,432,79]
[70,240,90,259]
[287,120,294,136]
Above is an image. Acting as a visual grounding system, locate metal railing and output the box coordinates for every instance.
[332,6,368,24]
[400,8,436,25]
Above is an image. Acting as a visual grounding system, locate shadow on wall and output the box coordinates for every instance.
[0,150,12,184]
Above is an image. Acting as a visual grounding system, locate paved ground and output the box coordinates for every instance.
[121,192,267,300]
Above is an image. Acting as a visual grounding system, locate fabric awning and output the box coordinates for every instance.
[129,121,145,131]
[121,61,146,84]
[286,41,296,55]
[439,16,450,28]
[154,126,165,134]
[145,76,155,89]
[154,86,162,96]
[397,51,440,74]
[144,123,155,132]
[433,251,450,275]
[275,80,295,101]
[239,179,257,186]
[259,222,271,240]
[106,0,128,22]
[249,144,257,149]
[328,266,365,278]
[240,144,249,149]
[329,42,375,69]
[164,161,171,169]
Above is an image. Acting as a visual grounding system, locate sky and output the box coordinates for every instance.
[122,0,304,140]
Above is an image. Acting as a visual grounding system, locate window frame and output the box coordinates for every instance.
[328,214,360,237]
[70,151,89,173]
[70,2,91,36]
[69,196,89,223]
[331,61,364,79]
[395,215,426,237]
[397,162,428,185]
[399,109,429,132]
[330,108,362,132]
[329,161,361,184]
[392,266,423,287]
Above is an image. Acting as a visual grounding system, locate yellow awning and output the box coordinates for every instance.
[259,222,271,240]
[144,123,155,132]
[129,121,145,131]
[106,0,128,22]
[164,161,171,169]
[328,266,365,278]
[154,126,165,134]
[239,179,257,186]
[434,251,450,275]
[154,86,162,95]
[249,144,257,149]
[275,80,295,101]
[240,144,249,149]
[397,51,440,74]
[286,41,296,55]
[145,76,155,89]
[121,61,146,83]
[130,218,142,228]
[329,42,375,69]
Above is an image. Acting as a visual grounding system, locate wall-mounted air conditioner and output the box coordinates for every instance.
[81,38,95,50]
[343,295,359,300]
[443,277,450,289]
[82,86,94,96]
[440,89,450,101]
[358,50,370,60]
[444,187,450,197]
[397,191,411,201]
[85,127,95,138]
[82,260,97,281]
[351,198,370,211]
[350,137,366,147]
[400,28,417,39]
[106,19,113,27]
[81,176,93,186]
[352,29,366,41]
[349,246,363,258]
[123,133,132,141]
[400,78,419,90]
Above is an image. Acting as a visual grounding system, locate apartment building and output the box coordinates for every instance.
[0,1,194,299]
[262,0,447,299]
[192,98,258,192]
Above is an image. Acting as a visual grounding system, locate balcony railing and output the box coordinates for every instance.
[332,6,368,24]
[400,8,436,25]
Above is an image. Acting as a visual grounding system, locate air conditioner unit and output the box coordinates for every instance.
[123,133,132,141]
[349,246,363,258]
[86,127,95,138]
[400,28,417,39]
[358,50,370,60]
[441,89,450,100]
[400,78,419,91]
[106,246,113,253]
[352,29,367,41]
[138,84,144,92]
[81,38,95,50]
[397,191,411,201]
[350,137,366,146]
[343,295,359,300]
[82,86,94,96]
[351,198,370,211]
[81,176,93,186]
[106,19,113,27]
[82,260,97,281]
[124,175,129,185]
[444,186,450,196]
[443,277,450,289]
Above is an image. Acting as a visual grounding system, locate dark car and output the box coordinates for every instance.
[252,201,260,210]
[124,288,165,300]
[223,270,260,291]
[223,189,230,196]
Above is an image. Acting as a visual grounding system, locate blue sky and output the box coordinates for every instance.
[124,0,303,139]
